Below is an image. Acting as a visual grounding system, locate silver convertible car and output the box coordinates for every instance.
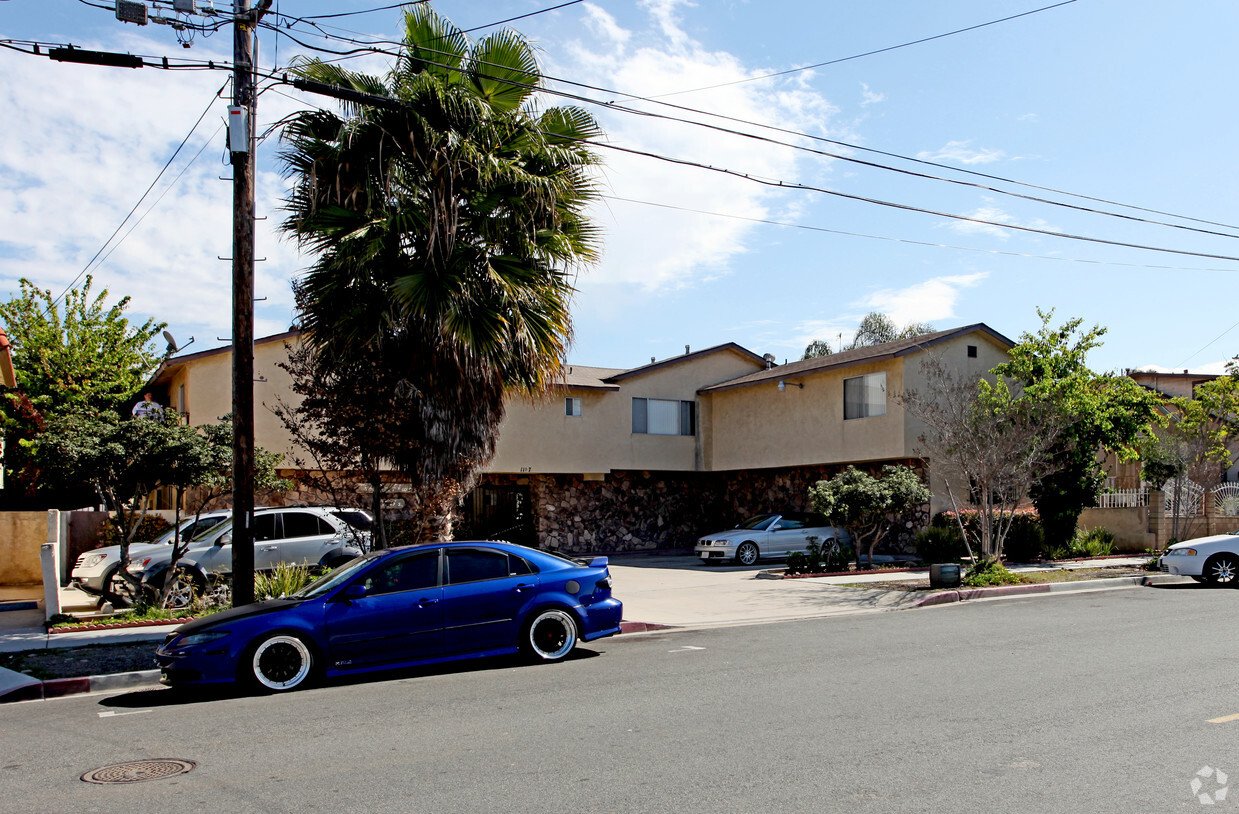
[695,512,851,566]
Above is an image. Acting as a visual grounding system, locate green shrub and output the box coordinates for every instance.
[785,537,853,575]
[255,563,319,599]
[1071,527,1115,558]
[933,508,1045,562]
[915,525,966,564]
[97,515,172,547]
[962,559,1025,587]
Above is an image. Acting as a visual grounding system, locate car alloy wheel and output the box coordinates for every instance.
[1205,554,1239,586]
[524,609,578,662]
[161,568,203,610]
[251,634,313,691]
[735,542,759,566]
[103,569,138,609]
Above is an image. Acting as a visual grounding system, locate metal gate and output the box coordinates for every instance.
[458,485,535,547]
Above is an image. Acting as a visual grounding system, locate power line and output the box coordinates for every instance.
[51,80,229,308]
[600,194,1239,274]
[646,0,1079,99]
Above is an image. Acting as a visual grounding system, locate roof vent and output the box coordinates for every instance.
[685,345,691,355]
[763,353,776,369]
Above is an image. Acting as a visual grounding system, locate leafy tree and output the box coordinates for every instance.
[280,5,601,539]
[809,464,929,569]
[0,276,165,501]
[899,355,1068,563]
[991,311,1161,547]
[802,339,833,360]
[845,312,935,350]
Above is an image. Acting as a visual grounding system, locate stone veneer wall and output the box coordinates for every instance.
[484,461,929,554]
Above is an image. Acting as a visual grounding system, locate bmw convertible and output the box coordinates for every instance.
[156,541,623,692]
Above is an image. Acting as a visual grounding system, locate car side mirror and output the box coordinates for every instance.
[216,533,232,547]
[342,584,367,601]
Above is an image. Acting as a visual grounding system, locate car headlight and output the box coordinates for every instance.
[83,554,107,568]
[1165,548,1198,557]
[175,631,231,648]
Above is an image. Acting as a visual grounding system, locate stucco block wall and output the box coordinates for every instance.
[0,512,47,585]
[1078,506,1157,552]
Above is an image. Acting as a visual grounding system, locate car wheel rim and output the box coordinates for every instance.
[739,545,757,565]
[1214,560,1237,583]
[253,636,311,690]
[165,577,195,609]
[529,610,576,660]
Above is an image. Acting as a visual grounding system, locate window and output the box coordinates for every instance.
[843,372,886,420]
[632,398,696,435]
[282,511,331,539]
[565,397,582,417]
[446,548,512,584]
[365,552,439,595]
[967,345,978,358]
[253,514,278,542]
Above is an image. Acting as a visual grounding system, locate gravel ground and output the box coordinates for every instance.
[0,643,159,680]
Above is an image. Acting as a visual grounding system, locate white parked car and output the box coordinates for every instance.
[70,511,232,605]
[1158,533,1239,585]
[694,512,851,566]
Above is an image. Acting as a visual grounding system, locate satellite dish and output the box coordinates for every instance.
[162,331,195,355]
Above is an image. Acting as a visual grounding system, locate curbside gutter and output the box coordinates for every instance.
[1,669,162,704]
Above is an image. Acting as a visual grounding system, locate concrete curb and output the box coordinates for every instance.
[911,574,1179,607]
[1,669,161,704]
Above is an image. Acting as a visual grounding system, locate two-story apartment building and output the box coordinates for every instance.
[144,323,1015,553]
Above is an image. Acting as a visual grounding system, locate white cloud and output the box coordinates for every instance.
[858,273,988,327]
[1018,113,1039,123]
[556,2,838,293]
[859,82,885,106]
[916,140,1005,165]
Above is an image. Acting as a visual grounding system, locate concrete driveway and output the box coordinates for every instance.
[608,553,922,628]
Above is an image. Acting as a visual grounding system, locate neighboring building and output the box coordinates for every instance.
[145,323,1015,553]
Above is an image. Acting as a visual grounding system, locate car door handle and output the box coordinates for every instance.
[260,545,278,551]
[416,598,439,607]
[514,583,535,593]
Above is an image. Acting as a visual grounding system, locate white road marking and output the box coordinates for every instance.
[98,710,153,718]
[668,646,705,653]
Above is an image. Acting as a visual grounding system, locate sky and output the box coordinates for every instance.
[2,0,1238,376]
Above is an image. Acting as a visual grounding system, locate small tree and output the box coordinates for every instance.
[0,276,165,502]
[802,339,833,360]
[899,355,1068,563]
[992,311,1160,547]
[809,464,929,569]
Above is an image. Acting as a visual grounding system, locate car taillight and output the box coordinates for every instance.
[596,576,612,590]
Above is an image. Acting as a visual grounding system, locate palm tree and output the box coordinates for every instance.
[280,5,602,539]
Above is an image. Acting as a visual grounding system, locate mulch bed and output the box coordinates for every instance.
[0,643,160,681]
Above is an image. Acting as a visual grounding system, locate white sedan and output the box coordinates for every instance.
[695,512,851,566]
[1158,533,1239,585]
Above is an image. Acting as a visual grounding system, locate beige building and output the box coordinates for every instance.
[146,323,1015,553]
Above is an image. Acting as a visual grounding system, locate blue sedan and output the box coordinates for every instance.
[155,541,623,692]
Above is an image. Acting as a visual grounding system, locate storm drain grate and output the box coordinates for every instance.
[81,759,196,784]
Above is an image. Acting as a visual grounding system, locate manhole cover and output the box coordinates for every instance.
[81,759,196,784]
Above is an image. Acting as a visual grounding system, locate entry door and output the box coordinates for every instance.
[325,550,444,669]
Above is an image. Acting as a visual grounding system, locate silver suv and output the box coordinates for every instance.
[70,510,232,605]
[129,506,372,604]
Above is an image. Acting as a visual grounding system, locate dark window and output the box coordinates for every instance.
[282,511,325,539]
[776,514,805,530]
[446,549,512,584]
[509,555,534,576]
[565,397,582,417]
[364,552,439,595]
[331,511,372,531]
[253,514,278,542]
[967,345,978,358]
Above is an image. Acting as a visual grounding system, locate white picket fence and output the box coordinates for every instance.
[1094,479,1239,516]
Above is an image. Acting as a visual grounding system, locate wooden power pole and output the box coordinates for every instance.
[230,0,258,606]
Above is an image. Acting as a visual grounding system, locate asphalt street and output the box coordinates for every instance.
[2,582,1235,812]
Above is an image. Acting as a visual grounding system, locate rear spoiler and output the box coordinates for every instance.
[588,556,609,568]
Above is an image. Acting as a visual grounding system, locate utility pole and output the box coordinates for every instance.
[230,0,258,607]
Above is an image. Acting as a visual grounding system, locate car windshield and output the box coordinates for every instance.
[737,514,777,531]
[287,556,371,600]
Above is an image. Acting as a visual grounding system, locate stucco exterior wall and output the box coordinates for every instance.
[0,512,47,585]
[487,349,764,475]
